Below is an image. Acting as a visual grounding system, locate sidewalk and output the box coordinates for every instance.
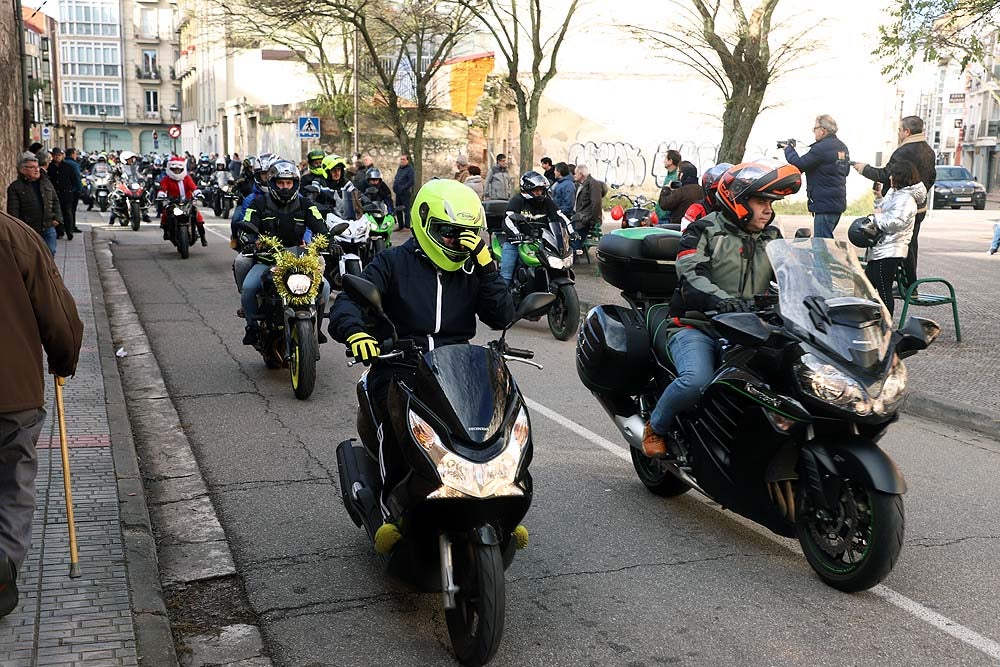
[0,229,156,666]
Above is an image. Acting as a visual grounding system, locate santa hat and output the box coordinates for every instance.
[166,156,187,181]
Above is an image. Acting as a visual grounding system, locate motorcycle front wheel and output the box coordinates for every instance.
[630,448,690,497]
[100,201,109,212]
[797,482,904,592]
[289,318,317,400]
[176,225,190,259]
[547,283,580,341]
[446,540,505,667]
[130,201,141,231]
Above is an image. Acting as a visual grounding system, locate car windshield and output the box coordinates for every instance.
[936,166,972,180]
[767,238,892,370]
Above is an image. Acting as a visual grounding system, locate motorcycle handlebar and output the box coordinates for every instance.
[504,346,534,359]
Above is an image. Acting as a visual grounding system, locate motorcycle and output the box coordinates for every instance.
[89,172,112,212]
[332,215,371,285]
[197,174,217,212]
[358,190,395,258]
[608,188,660,228]
[214,180,236,219]
[577,235,940,592]
[335,274,554,666]
[162,195,202,259]
[486,210,579,341]
[110,179,149,231]
[233,221,347,399]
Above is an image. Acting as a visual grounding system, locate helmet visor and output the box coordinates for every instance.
[428,218,469,257]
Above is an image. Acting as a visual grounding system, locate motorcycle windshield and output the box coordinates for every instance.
[767,238,891,370]
[415,344,513,445]
[541,220,570,258]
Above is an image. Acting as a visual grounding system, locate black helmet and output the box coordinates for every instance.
[267,159,301,204]
[519,171,549,200]
[366,167,383,181]
[715,161,801,227]
[848,216,881,248]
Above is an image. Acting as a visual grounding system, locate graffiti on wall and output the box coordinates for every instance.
[567,140,722,188]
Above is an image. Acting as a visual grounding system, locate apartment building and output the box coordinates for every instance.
[22,7,69,149]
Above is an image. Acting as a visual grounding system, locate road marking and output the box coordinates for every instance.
[523,396,1000,662]
[203,225,230,241]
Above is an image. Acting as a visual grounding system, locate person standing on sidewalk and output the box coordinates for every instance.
[853,116,936,282]
[392,154,414,229]
[484,154,513,201]
[782,114,850,238]
[64,148,85,225]
[48,148,80,241]
[571,164,605,252]
[7,153,64,257]
[0,210,84,617]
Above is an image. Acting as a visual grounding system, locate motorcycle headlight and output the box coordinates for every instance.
[172,206,184,216]
[285,273,313,295]
[874,356,908,414]
[410,407,528,500]
[793,353,872,416]
[130,182,140,190]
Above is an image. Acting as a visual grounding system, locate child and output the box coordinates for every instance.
[865,159,926,315]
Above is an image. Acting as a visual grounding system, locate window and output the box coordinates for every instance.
[141,49,158,76]
[62,80,122,117]
[140,8,157,37]
[58,0,119,36]
[60,41,121,77]
[144,89,159,114]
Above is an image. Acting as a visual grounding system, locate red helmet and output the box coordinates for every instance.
[715,162,801,227]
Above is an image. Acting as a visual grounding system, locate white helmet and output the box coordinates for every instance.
[120,150,138,163]
[166,156,187,181]
[215,156,227,168]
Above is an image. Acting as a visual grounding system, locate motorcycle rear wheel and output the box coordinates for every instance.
[547,284,580,341]
[289,319,317,400]
[177,225,190,259]
[797,483,904,593]
[630,448,690,497]
[446,541,505,667]
[130,201,141,231]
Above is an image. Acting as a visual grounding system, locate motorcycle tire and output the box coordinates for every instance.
[177,225,190,259]
[547,284,580,341]
[629,448,690,497]
[797,484,904,593]
[100,201,108,213]
[222,204,232,219]
[130,202,141,231]
[289,319,318,400]
[371,238,386,256]
[446,540,505,667]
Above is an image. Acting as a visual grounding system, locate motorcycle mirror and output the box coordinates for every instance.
[794,227,813,238]
[895,316,940,358]
[343,275,386,316]
[712,312,772,346]
[233,221,260,237]
[328,221,349,236]
[513,292,557,323]
[304,183,321,194]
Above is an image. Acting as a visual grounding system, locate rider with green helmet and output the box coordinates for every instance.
[301,149,328,190]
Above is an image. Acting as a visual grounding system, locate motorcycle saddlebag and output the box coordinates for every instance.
[597,227,680,298]
[484,199,508,234]
[576,304,652,393]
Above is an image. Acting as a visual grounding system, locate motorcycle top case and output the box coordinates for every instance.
[576,304,652,393]
[483,199,508,234]
[597,227,680,298]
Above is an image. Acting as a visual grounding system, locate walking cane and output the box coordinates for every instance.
[54,376,82,578]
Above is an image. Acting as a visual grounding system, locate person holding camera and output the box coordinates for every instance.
[780,114,850,239]
[657,161,702,226]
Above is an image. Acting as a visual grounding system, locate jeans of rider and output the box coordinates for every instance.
[649,328,720,436]
[864,257,902,317]
[240,263,331,327]
[990,223,1000,254]
[500,240,519,285]
[365,366,417,518]
[812,212,842,239]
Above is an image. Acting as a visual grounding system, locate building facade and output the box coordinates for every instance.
[22,7,69,149]
[960,32,1000,190]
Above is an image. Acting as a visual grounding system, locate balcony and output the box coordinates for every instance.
[134,32,160,44]
[135,104,163,121]
[135,65,162,81]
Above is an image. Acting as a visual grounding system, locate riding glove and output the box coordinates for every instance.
[715,298,754,314]
[458,230,497,273]
[346,331,380,365]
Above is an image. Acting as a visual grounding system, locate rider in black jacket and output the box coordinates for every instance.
[329,178,513,527]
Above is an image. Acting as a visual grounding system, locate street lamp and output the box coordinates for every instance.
[97,108,108,152]
[168,105,179,155]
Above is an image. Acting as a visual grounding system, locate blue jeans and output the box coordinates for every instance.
[41,227,57,256]
[990,223,1000,253]
[649,328,719,435]
[813,212,842,239]
[241,263,330,326]
[500,241,519,285]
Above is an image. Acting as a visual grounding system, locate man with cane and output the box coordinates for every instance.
[0,210,83,617]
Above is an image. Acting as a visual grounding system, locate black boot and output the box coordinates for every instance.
[199,227,208,246]
[242,325,258,346]
[162,227,169,241]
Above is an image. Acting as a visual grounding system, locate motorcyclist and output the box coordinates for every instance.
[300,149,329,190]
[237,159,331,345]
[499,170,575,285]
[149,156,165,214]
[680,162,732,232]
[328,178,514,535]
[86,155,112,211]
[109,150,151,225]
[230,153,275,245]
[196,154,214,181]
[350,167,393,219]
[156,156,207,246]
[642,161,801,458]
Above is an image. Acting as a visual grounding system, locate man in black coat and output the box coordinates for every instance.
[783,114,850,238]
[47,148,80,240]
[853,115,936,282]
[7,153,63,256]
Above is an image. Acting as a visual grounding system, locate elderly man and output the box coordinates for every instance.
[571,163,605,252]
[454,155,470,183]
[7,153,63,256]
[853,115,936,281]
[783,114,850,238]
[0,209,83,617]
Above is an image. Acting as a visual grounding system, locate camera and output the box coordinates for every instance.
[669,180,682,190]
[776,138,796,149]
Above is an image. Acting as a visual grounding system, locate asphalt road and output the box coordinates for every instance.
[86,209,1000,666]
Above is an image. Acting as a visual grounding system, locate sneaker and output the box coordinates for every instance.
[990,247,998,256]
[0,552,17,618]
[642,423,670,458]
[242,327,258,345]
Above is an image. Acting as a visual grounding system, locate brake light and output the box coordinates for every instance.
[650,212,659,224]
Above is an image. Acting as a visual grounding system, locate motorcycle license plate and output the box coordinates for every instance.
[955,197,971,202]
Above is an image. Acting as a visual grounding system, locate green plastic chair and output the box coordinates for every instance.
[896,264,961,341]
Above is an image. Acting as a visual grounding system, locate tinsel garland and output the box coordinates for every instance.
[257,233,330,306]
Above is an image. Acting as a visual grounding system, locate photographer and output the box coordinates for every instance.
[781,114,850,238]
[657,161,702,226]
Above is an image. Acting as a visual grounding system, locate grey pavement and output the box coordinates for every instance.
[0,229,143,666]
[97,209,1000,666]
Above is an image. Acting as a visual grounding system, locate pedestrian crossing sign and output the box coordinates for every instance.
[298,116,321,139]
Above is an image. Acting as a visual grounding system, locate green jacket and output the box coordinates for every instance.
[660,210,781,340]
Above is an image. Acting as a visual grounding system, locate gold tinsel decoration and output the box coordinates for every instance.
[257,233,330,306]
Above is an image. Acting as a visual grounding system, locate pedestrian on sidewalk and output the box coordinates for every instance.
[782,114,850,238]
[571,164,605,252]
[7,153,63,256]
[0,210,84,617]
[484,154,513,201]
[551,162,576,219]
[48,148,80,241]
[454,155,470,183]
[988,223,999,255]
[853,116,936,282]
[392,154,414,229]
[464,165,485,199]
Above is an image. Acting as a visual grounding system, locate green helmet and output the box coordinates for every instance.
[411,179,485,272]
[322,154,347,174]
[306,149,326,177]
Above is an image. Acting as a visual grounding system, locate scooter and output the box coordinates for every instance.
[336,275,553,666]
[90,172,112,212]
[577,235,940,592]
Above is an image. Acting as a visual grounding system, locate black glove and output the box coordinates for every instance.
[715,298,753,314]
[240,242,257,255]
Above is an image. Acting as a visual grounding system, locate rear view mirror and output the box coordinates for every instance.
[304,183,321,194]
[328,221,349,236]
[513,292,556,322]
[343,275,384,316]
[794,227,813,238]
[712,312,772,346]
[896,316,940,358]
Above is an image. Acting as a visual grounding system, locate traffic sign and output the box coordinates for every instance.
[167,125,182,139]
[298,116,320,139]
[152,131,159,140]
[41,126,51,139]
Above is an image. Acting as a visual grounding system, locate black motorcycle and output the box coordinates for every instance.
[162,195,202,259]
[336,275,553,665]
[197,174,216,213]
[214,179,236,219]
[577,235,939,592]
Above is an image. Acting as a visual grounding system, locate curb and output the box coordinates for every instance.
[84,231,179,667]
[91,230,272,666]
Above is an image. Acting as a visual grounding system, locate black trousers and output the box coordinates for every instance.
[902,211,925,284]
[58,193,77,232]
[365,366,416,519]
[865,257,903,316]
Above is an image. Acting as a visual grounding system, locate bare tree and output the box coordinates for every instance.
[460,0,581,171]
[1,0,25,206]
[626,0,817,163]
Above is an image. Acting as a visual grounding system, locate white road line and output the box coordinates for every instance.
[203,225,230,241]
[524,396,1000,663]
